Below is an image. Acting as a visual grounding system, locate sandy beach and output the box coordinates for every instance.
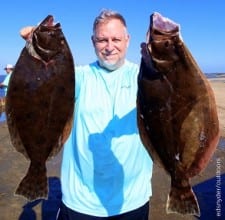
[0,79,224,220]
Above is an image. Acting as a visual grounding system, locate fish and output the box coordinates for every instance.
[137,12,220,216]
[5,15,75,201]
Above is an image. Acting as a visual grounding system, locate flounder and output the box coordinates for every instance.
[6,15,75,201]
[137,12,219,216]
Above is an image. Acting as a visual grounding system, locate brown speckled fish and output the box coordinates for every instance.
[5,15,75,201]
[137,12,219,216]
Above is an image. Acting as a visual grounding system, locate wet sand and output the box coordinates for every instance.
[0,79,224,220]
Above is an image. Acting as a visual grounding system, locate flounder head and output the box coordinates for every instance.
[32,15,64,62]
[147,12,182,73]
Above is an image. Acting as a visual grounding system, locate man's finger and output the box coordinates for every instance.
[20,26,35,40]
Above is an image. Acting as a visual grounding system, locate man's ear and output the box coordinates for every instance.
[126,34,130,48]
[91,35,95,46]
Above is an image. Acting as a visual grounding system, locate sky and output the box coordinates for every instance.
[0,0,224,74]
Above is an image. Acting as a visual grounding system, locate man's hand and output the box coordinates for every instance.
[140,42,154,70]
[140,42,151,64]
[20,26,36,40]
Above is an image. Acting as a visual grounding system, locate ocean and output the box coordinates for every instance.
[0,75,6,97]
[0,75,7,122]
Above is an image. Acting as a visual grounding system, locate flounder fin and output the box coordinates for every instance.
[15,162,48,201]
[6,113,29,159]
[48,115,73,159]
[166,186,200,217]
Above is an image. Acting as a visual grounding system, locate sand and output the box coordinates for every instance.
[0,79,224,220]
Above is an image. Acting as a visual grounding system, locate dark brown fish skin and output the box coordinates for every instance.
[5,15,75,201]
[137,12,219,216]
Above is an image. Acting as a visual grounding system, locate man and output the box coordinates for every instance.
[20,9,153,220]
[0,64,14,96]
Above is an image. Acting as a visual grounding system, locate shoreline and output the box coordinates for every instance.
[208,79,225,137]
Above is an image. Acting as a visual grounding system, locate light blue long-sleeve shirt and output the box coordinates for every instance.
[61,60,153,217]
[1,72,12,95]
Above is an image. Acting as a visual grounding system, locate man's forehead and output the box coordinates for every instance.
[95,19,126,30]
[94,20,127,37]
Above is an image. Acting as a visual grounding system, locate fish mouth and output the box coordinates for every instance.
[145,12,181,72]
[40,15,54,26]
[151,12,179,33]
[39,15,59,28]
[147,12,180,43]
[38,15,61,31]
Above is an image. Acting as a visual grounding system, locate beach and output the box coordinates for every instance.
[0,79,224,220]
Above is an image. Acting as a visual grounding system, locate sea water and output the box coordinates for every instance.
[0,75,6,97]
[0,75,7,122]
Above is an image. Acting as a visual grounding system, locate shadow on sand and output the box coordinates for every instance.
[17,175,225,219]
[193,173,225,219]
[18,177,62,220]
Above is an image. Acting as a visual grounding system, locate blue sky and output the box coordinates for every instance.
[0,0,224,74]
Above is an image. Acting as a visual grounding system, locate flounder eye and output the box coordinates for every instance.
[165,41,169,47]
[48,31,55,36]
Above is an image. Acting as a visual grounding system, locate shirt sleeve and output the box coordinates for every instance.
[2,74,11,86]
[74,66,83,100]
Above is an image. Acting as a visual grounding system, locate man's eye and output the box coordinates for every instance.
[99,39,107,43]
[96,39,107,43]
[113,39,121,42]
[95,38,121,44]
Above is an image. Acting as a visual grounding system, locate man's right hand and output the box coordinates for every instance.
[20,26,36,40]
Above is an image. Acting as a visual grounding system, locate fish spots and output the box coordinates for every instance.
[199,131,206,142]
[56,85,66,93]
[25,111,35,120]
[199,131,207,148]
[137,12,219,216]
[5,15,75,201]
[175,153,180,161]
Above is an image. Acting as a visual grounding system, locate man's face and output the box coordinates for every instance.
[5,68,12,74]
[92,19,130,71]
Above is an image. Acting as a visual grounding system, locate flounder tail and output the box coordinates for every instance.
[166,185,200,217]
[15,162,48,201]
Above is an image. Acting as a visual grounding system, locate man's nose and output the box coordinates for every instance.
[105,40,114,50]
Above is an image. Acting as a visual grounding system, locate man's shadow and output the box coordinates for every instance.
[19,176,62,220]
[88,109,138,216]
[193,173,225,219]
